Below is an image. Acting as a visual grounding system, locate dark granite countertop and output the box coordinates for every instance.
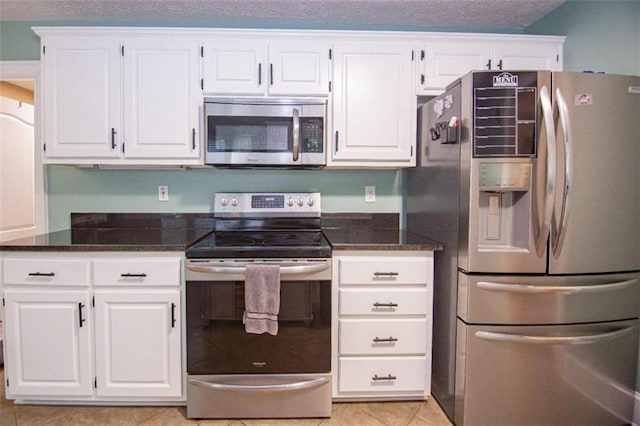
[321,213,443,251]
[0,213,442,253]
[0,213,215,252]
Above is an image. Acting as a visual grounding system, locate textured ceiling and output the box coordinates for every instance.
[0,0,566,29]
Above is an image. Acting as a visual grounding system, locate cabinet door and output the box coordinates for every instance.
[122,39,201,160]
[419,41,491,92]
[494,41,562,71]
[268,41,330,96]
[3,290,92,396]
[42,38,122,159]
[202,39,266,95]
[94,289,181,397]
[331,42,415,166]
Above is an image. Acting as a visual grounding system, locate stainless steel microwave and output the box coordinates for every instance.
[204,98,327,167]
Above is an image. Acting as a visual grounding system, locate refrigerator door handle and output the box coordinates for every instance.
[477,278,637,295]
[536,85,557,257]
[475,326,635,346]
[552,87,572,258]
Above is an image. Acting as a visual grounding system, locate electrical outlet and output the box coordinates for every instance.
[158,186,169,201]
[365,185,376,203]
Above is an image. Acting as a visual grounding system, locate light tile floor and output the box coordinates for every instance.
[0,369,452,426]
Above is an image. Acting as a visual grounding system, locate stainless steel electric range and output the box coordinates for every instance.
[185,192,332,419]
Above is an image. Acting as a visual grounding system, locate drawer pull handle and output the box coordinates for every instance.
[120,273,148,278]
[28,272,55,277]
[78,303,86,328]
[372,374,397,381]
[373,302,398,308]
[373,272,399,277]
[373,336,398,343]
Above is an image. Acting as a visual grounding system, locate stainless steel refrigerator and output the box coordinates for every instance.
[407,71,640,425]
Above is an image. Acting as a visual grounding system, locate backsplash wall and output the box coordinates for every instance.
[46,165,404,231]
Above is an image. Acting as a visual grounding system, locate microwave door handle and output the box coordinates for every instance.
[552,87,572,258]
[292,108,300,162]
[536,85,556,257]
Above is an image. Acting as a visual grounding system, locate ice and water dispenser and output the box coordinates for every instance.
[471,72,538,255]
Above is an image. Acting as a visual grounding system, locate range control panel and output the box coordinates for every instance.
[214,192,321,216]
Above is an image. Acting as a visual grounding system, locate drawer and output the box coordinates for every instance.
[3,258,90,286]
[339,319,427,355]
[339,288,428,315]
[93,258,181,286]
[338,257,429,285]
[338,357,426,393]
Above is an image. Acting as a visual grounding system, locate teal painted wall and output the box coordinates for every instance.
[526,0,640,75]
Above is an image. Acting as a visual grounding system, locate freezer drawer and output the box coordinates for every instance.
[458,272,640,324]
[455,319,638,426]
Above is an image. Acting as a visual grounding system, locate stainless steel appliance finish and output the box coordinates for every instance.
[407,71,640,425]
[204,98,327,167]
[185,192,332,419]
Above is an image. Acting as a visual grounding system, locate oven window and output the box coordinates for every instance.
[208,116,292,153]
[187,280,331,375]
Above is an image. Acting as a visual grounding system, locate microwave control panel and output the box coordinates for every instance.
[301,118,324,153]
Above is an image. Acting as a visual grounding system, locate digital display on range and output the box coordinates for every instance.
[251,195,285,208]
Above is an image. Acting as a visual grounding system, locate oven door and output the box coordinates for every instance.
[185,259,331,375]
[204,99,326,167]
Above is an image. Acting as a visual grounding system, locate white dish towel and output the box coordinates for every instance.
[243,264,281,335]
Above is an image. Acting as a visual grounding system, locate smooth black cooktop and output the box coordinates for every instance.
[186,230,332,259]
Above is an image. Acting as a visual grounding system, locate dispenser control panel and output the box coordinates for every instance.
[479,162,531,191]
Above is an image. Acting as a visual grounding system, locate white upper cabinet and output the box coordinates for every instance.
[417,35,564,94]
[42,37,122,159]
[330,40,416,167]
[202,39,330,96]
[122,39,201,159]
[36,28,203,165]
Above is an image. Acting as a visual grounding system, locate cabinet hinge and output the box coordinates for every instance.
[2,298,4,306]
[556,54,559,62]
[411,146,414,157]
[42,45,46,55]
[200,46,204,58]
[328,81,332,92]
[43,143,46,152]
[6,379,8,388]
[121,45,124,56]
[122,142,125,154]
[411,50,414,61]
[201,78,204,90]
[94,377,97,389]
[92,296,95,308]
[329,49,332,60]
[421,49,425,60]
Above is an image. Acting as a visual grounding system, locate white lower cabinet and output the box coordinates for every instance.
[94,290,181,397]
[3,289,93,397]
[332,251,434,400]
[1,252,184,403]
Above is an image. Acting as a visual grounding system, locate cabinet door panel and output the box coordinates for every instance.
[421,41,491,91]
[123,39,201,159]
[332,42,415,164]
[42,38,121,159]
[202,40,266,95]
[94,290,181,397]
[3,290,92,396]
[495,42,562,71]
[269,41,330,95]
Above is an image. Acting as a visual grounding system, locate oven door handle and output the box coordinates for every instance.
[189,376,329,392]
[187,262,329,275]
